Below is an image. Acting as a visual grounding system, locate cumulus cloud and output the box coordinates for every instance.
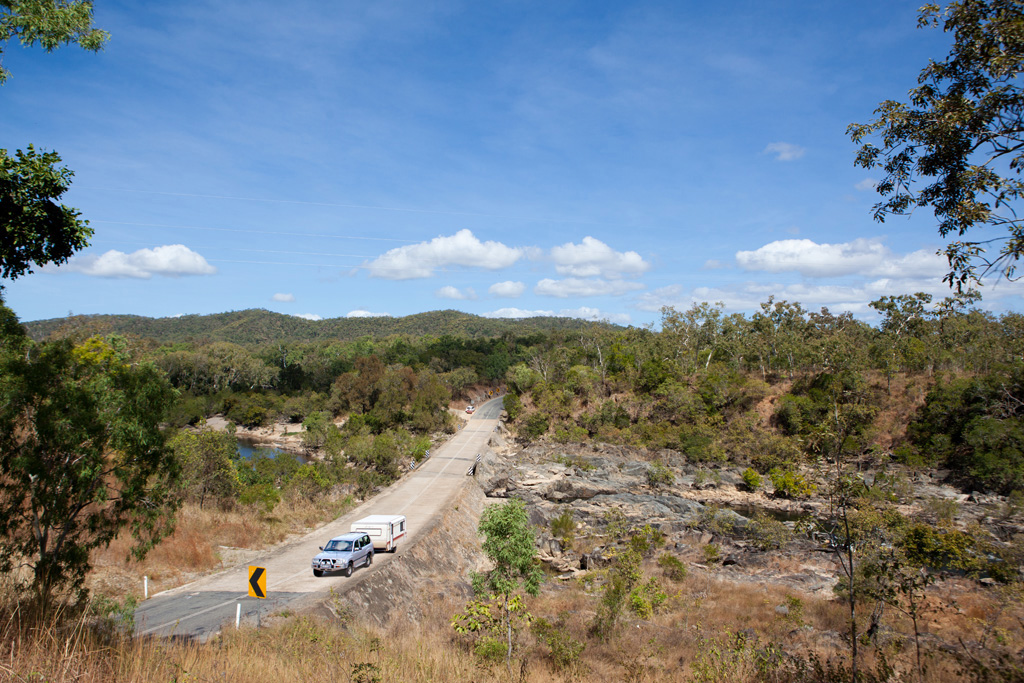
[294,313,322,320]
[855,178,878,191]
[484,306,630,324]
[764,142,805,161]
[737,238,889,277]
[272,293,295,302]
[347,309,389,318]
[736,238,949,280]
[535,277,645,298]
[52,245,216,279]
[489,280,526,297]
[550,236,650,278]
[436,285,477,300]
[365,229,523,279]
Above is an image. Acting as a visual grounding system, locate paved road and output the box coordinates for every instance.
[134,397,503,640]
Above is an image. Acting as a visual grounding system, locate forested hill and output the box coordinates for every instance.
[22,308,620,345]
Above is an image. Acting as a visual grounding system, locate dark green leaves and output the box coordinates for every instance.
[0,145,92,281]
[849,0,1024,288]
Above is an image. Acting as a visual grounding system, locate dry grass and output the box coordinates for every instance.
[2,564,1022,683]
[87,492,356,599]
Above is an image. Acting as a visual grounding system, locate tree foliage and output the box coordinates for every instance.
[0,0,108,84]
[1,1,107,283]
[474,498,542,668]
[0,309,180,605]
[849,0,1024,288]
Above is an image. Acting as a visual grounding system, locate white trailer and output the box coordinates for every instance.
[350,514,407,553]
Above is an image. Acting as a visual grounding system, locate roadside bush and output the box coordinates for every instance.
[503,392,522,422]
[519,412,549,441]
[239,482,280,513]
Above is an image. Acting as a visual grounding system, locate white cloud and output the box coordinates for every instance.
[272,293,295,302]
[737,238,892,277]
[550,236,650,278]
[52,245,216,279]
[763,142,805,161]
[855,178,878,191]
[436,285,477,300]
[703,259,725,269]
[365,229,523,279]
[294,313,322,320]
[736,238,952,280]
[346,309,390,318]
[535,277,645,298]
[484,306,630,324]
[489,280,526,297]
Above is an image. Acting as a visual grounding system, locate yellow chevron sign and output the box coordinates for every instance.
[248,566,266,599]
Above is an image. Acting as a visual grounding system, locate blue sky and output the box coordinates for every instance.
[4,0,1023,327]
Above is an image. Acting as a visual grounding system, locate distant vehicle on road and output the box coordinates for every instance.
[350,514,406,553]
[311,532,373,577]
[466,405,475,414]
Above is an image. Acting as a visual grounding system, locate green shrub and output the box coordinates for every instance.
[474,637,507,663]
[532,615,586,674]
[741,468,762,491]
[746,510,792,550]
[657,553,688,581]
[553,453,595,471]
[923,496,960,526]
[629,524,666,557]
[768,468,816,499]
[239,482,280,513]
[503,392,522,421]
[519,412,549,441]
[550,509,575,545]
[648,461,675,488]
[629,577,668,619]
[702,543,721,564]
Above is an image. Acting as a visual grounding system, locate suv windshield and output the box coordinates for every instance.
[326,540,352,552]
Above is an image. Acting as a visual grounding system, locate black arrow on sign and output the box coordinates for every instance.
[249,567,265,598]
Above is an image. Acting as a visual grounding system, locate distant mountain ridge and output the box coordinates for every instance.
[23,309,621,345]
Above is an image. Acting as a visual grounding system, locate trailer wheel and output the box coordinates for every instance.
[390,545,397,553]
[313,569,323,577]
[343,562,352,577]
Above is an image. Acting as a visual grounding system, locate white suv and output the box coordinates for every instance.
[311,532,374,577]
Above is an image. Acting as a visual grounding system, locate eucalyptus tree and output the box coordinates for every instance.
[849,0,1024,289]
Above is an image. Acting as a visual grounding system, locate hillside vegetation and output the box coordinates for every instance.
[23,308,617,345]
